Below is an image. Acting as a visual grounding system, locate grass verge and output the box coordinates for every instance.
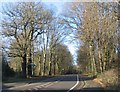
[93,68,119,91]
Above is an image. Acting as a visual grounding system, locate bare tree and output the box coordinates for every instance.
[62,2,118,76]
[1,2,53,78]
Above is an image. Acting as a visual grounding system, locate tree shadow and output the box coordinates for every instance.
[79,75,96,81]
[27,74,96,83]
[2,84,14,89]
[2,74,105,92]
[3,74,97,85]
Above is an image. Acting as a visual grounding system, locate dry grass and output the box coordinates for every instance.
[94,68,118,90]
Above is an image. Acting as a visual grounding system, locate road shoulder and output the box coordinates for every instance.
[76,74,104,91]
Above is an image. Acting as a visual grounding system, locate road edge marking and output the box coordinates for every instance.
[67,75,79,92]
[82,81,86,88]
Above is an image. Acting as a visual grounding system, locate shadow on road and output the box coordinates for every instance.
[3,74,95,84]
[2,89,119,92]
[3,75,118,92]
[2,75,97,90]
[2,84,14,89]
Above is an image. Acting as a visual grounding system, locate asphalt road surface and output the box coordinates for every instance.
[2,74,104,92]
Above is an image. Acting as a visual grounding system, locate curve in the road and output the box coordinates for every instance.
[67,75,79,92]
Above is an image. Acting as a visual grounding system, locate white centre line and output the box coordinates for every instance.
[67,75,79,92]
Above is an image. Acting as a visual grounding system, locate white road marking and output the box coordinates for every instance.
[9,82,52,90]
[33,88,38,90]
[8,83,41,90]
[82,81,86,88]
[44,81,58,88]
[25,81,58,91]
[9,84,30,89]
[40,82,51,87]
[67,75,79,92]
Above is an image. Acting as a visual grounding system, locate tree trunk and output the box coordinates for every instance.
[91,48,97,75]
[49,52,52,76]
[39,56,42,76]
[53,61,56,75]
[98,50,103,73]
[28,40,33,77]
[43,53,46,76]
[49,62,52,76]
[22,53,27,78]
[28,51,32,77]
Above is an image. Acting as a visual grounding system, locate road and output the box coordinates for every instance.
[2,74,104,92]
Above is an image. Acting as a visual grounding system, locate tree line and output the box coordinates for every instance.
[60,2,119,76]
[1,2,119,78]
[1,2,73,78]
